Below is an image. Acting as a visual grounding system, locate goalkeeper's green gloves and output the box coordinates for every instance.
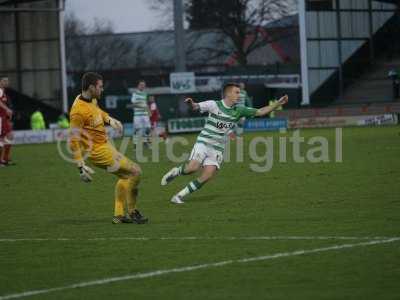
[77,161,95,183]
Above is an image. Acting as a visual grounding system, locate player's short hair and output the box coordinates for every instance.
[222,82,240,96]
[81,72,103,91]
[138,79,146,85]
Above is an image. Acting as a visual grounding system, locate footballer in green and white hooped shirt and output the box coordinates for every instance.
[131,80,151,145]
[161,82,288,204]
[234,82,251,136]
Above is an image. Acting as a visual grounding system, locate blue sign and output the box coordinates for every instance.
[244,118,287,132]
[123,123,134,136]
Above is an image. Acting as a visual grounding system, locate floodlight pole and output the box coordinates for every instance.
[173,0,186,72]
[299,0,310,106]
[58,0,68,113]
[335,0,344,101]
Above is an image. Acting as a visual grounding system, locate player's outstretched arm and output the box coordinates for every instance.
[184,98,200,111]
[255,95,288,117]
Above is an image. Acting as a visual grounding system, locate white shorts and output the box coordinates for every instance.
[189,142,224,169]
[133,116,151,130]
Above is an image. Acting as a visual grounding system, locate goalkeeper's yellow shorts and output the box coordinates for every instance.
[89,143,136,178]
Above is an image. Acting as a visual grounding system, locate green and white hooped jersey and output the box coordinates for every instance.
[196,100,257,153]
[236,90,248,107]
[131,90,149,117]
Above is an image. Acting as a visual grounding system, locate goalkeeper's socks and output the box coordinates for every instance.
[177,179,204,198]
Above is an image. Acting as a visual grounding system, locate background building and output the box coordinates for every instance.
[299,0,400,105]
[0,0,67,128]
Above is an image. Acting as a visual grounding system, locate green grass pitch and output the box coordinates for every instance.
[0,126,399,299]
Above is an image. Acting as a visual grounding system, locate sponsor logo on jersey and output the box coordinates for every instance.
[216,121,234,129]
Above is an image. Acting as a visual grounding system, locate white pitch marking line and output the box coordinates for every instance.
[0,236,399,242]
[0,237,399,300]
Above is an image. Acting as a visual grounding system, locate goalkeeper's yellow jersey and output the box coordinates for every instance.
[69,95,110,161]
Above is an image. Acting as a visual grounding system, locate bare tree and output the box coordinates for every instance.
[65,13,134,71]
[148,0,297,66]
[148,0,175,30]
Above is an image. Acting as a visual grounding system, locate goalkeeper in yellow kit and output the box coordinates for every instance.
[69,72,148,224]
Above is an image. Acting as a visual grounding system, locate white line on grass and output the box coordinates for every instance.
[0,237,399,300]
[0,236,399,242]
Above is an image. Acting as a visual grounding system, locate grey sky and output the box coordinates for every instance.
[66,0,159,33]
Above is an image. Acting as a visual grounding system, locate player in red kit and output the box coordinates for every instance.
[148,95,168,141]
[0,75,14,167]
